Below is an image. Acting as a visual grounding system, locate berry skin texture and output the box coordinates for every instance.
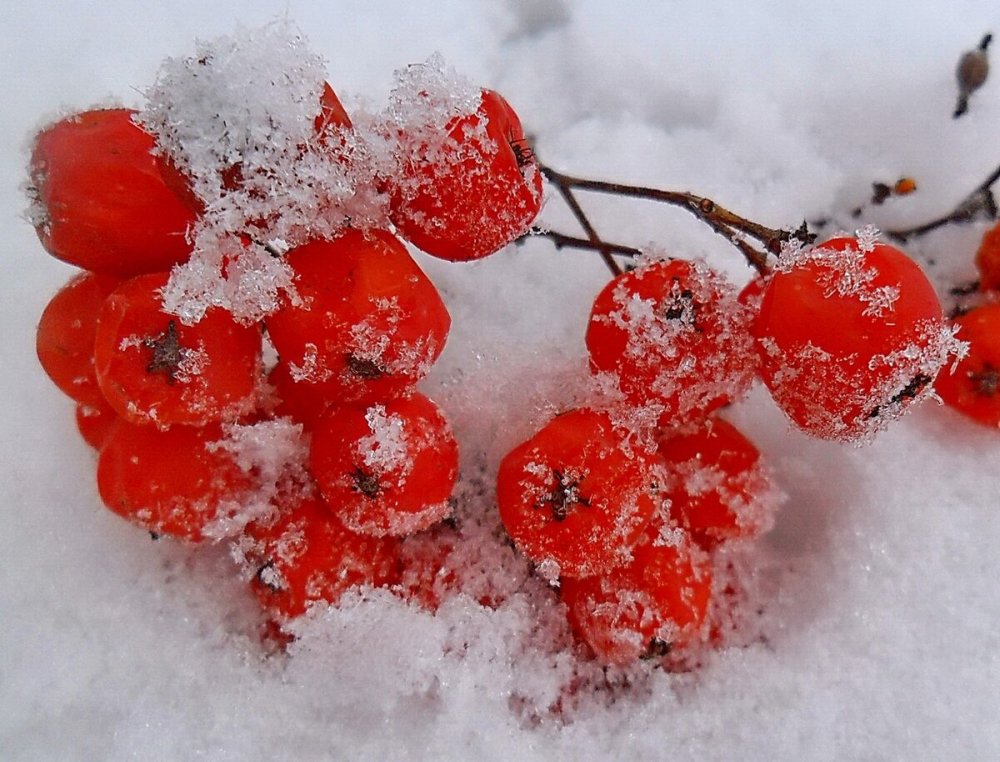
[496,408,661,579]
[975,221,1000,292]
[36,271,123,408]
[658,418,776,550]
[97,420,254,541]
[753,235,951,442]
[265,230,451,405]
[242,496,401,621]
[28,109,197,275]
[586,258,756,426]
[75,399,118,450]
[389,89,543,262]
[310,393,459,537]
[560,530,712,667]
[94,273,262,427]
[936,304,1000,427]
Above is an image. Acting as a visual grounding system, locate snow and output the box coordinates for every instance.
[3,1,1000,760]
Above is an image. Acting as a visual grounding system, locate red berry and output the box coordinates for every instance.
[753,235,951,441]
[75,399,118,450]
[389,89,542,262]
[586,258,756,426]
[935,303,1000,427]
[265,230,451,405]
[36,271,122,407]
[28,109,196,275]
[97,420,254,541]
[94,273,262,427]
[310,393,459,537]
[496,408,660,579]
[241,495,401,621]
[560,530,712,666]
[975,221,1000,292]
[266,360,335,430]
[657,418,777,549]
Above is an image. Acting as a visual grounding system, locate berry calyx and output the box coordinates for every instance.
[28,108,196,275]
[389,88,543,262]
[496,408,661,579]
[310,393,459,537]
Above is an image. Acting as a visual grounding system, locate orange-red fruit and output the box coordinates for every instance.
[658,418,775,549]
[36,271,122,407]
[310,393,459,537]
[753,236,948,442]
[94,273,262,427]
[75,399,118,450]
[97,420,254,541]
[389,89,542,262]
[29,109,196,275]
[265,230,450,405]
[560,531,712,666]
[496,408,660,579]
[266,360,335,430]
[936,304,1000,427]
[242,496,401,621]
[586,258,756,426]
[975,221,1000,292]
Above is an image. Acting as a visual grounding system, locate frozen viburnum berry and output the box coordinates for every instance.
[241,495,401,622]
[560,528,712,667]
[97,420,255,541]
[388,85,543,262]
[265,230,451,405]
[27,109,196,275]
[586,258,756,427]
[496,408,661,579]
[753,233,957,442]
[94,272,262,428]
[657,417,779,550]
[310,393,459,537]
[935,303,1000,427]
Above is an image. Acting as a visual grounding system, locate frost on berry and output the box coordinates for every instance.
[138,24,392,323]
[202,417,312,540]
[757,233,963,443]
[587,257,756,427]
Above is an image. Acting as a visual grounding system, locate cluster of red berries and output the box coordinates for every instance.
[493,230,965,665]
[30,67,542,630]
[28,35,970,673]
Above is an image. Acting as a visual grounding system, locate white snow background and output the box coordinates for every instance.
[3,1,1000,759]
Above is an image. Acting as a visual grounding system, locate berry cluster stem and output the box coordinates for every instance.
[528,164,815,276]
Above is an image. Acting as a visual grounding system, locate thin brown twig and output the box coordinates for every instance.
[543,169,622,276]
[539,165,811,274]
[522,228,644,258]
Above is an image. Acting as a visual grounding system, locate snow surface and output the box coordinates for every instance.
[3,1,1000,759]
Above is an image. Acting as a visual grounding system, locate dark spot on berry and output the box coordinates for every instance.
[640,637,673,660]
[535,468,591,522]
[508,133,535,172]
[866,373,933,419]
[970,363,1000,397]
[345,353,386,380]
[351,466,382,499]
[255,560,283,592]
[144,320,188,384]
